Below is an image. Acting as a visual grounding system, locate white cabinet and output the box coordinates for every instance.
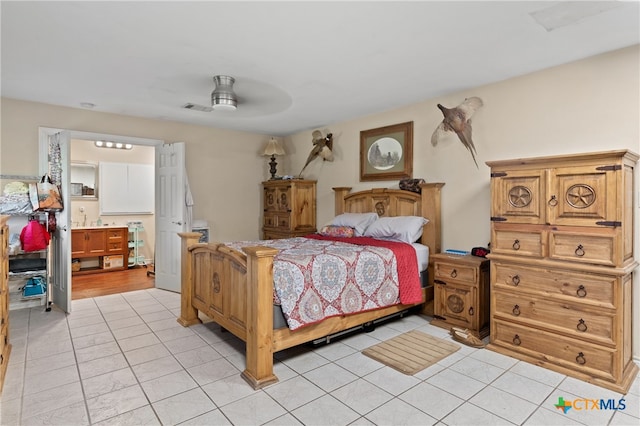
[100,162,154,215]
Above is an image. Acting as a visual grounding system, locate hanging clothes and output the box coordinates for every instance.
[185,172,194,232]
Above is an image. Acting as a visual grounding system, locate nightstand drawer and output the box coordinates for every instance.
[433,261,477,283]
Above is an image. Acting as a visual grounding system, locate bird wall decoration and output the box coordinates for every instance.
[431,96,484,167]
[299,130,334,177]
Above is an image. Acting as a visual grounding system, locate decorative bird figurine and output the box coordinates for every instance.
[431,97,483,167]
[299,130,334,176]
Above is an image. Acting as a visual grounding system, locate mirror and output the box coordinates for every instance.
[70,161,98,200]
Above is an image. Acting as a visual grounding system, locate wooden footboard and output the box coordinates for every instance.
[178,232,280,388]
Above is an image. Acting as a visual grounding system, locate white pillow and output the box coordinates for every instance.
[363,216,429,243]
[329,212,379,236]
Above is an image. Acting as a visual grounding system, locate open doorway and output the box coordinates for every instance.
[69,138,156,299]
[39,127,186,313]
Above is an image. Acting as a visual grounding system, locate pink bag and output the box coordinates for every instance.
[20,219,51,252]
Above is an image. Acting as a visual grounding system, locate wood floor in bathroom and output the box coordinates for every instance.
[72,265,155,300]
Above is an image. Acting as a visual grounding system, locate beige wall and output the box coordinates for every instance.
[288,45,640,243]
[286,45,640,359]
[0,99,270,242]
[1,45,639,358]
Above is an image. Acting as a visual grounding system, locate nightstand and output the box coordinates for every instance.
[430,253,490,338]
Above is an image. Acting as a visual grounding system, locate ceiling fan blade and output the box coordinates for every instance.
[182,103,213,112]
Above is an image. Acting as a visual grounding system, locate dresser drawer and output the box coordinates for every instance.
[263,214,278,228]
[433,261,477,283]
[492,319,616,381]
[491,226,544,258]
[275,215,290,228]
[493,291,615,346]
[107,229,124,240]
[549,230,616,267]
[491,262,616,309]
[264,214,290,229]
[107,242,123,252]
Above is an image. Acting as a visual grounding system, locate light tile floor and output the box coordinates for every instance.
[1,288,638,425]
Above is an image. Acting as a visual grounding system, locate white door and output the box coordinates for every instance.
[39,129,72,313]
[155,142,186,292]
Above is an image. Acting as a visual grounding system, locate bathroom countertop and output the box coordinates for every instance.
[72,225,128,230]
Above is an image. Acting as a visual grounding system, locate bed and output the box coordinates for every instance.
[177,182,444,389]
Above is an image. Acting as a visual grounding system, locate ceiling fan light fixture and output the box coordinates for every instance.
[211,75,237,111]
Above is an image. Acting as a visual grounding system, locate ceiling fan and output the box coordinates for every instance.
[183,75,238,112]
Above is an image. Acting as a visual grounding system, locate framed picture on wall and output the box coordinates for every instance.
[360,121,413,181]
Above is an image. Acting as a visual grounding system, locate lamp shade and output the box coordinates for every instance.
[262,138,286,156]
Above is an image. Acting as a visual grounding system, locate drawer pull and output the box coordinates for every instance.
[512,305,520,316]
[468,306,474,316]
[512,334,521,346]
[576,319,587,332]
[574,245,585,257]
[548,195,558,207]
[576,352,586,365]
[511,275,521,286]
[576,285,587,298]
[450,269,457,278]
[512,239,520,250]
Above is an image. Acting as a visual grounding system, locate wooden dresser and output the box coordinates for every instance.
[0,215,11,394]
[262,180,316,239]
[430,253,490,338]
[486,150,638,393]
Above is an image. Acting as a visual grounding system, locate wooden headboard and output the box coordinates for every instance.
[333,183,444,255]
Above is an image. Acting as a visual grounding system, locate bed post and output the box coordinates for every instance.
[419,183,444,292]
[419,183,444,255]
[177,232,203,327]
[240,245,280,389]
[333,187,352,215]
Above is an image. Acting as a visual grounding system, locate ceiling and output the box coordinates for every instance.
[2,1,638,136]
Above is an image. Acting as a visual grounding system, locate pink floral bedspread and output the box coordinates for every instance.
[224,236,421,331]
